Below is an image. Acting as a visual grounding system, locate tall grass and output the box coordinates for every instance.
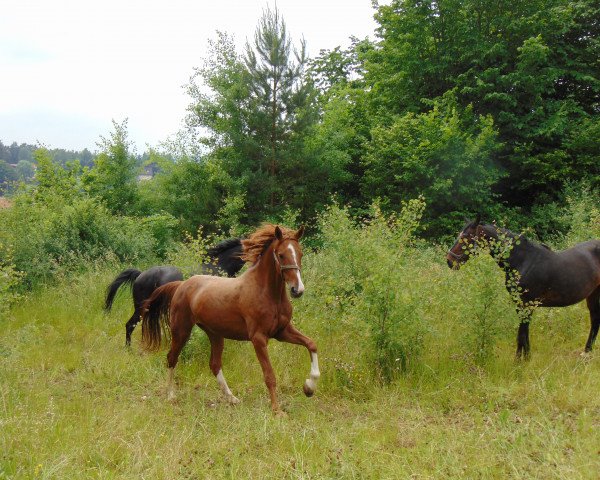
[1,197,599,478]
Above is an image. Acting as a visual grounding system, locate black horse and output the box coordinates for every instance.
[447,215,600,358]
[105,238,245,345]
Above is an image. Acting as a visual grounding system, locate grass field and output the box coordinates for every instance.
[1,257,599,479]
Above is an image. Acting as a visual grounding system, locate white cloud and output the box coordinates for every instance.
[0,0,378,151]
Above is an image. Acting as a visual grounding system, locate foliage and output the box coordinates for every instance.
[165,228,211,277]
[33,148,82,202]
[560,184,600,244]
[457,228,541,363]
[137,155,227,235]
[0,148,173,288]
[15,160,35,181]
[183,8,333,224]
[0,244,23,320]
[83,119,139,215]
[306,198,429,383]
[0,140,94,169]
[0,194,160,287]
[363,93,503,236]
[0,160,18,194]
[367,0,600,207]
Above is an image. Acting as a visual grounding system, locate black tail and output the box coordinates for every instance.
[141,281,183,351]
[104,268,142,311]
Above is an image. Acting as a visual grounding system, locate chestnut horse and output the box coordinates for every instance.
[140,225,319,413]
[447,215,600,358]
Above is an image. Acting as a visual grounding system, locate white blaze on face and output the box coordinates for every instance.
[287,243,304,294]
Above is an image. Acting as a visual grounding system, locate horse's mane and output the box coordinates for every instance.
[207,238,242,258]
[481,223,553,250]
[241,224,297,264]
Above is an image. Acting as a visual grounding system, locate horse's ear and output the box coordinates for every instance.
[474,213,481,225]
[274,226,283,241]
[296,225,305,240]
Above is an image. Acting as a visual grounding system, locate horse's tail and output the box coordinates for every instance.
[104,268,142,311]
[141,281,183,351]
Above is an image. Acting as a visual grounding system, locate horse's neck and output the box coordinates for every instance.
[253,246,287,301]
[484,225,549,272]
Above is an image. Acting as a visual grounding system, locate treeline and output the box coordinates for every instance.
[0,140,95,167]
[0,140,166,194]
[167,0,599,237]
[1,0,599,291]
[0,141,95,193]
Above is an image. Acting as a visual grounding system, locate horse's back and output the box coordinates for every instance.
[557,239,600,266]
[525,239,600,306]
[132,266,182,305]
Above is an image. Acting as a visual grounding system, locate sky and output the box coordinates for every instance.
[1,0,380,153]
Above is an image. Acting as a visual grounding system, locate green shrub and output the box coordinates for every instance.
[0,244,23,319]
[165,228,211,277]
[140,213,179,257]
[304,197,430,384]
[451,244,519,364]
[0,193,166,287]
[561,186,600,245]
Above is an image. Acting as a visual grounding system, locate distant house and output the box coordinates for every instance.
[137,162,159,182]
[0,197,12,209]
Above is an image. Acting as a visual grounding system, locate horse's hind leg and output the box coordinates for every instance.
[124,307,140,346]
[584,287,600,352]
[275,324,320,397]
[516,319,531,361]
[165,315,193,401]
[207,333,239,404]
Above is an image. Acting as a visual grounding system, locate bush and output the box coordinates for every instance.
[303,198,430,384]
[449,243,520,364]
[561,185,600,245]
[0,244,23,319]
[0,193,168,288]
[165,228,212,277]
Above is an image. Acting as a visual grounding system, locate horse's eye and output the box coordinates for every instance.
[279,254,284,258]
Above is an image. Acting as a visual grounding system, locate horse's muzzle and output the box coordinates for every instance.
[290,286,304,298]
[446,249,467,269]
[446,255,462,270]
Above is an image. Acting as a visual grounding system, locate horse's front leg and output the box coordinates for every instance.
[251,333,281,413]
[516,315,531,361]
[276,324,320,397]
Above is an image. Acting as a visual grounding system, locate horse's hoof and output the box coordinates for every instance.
[274,408,288,418]
[167,392,176,402]
[303,379,315,397]
[227,395,241,405]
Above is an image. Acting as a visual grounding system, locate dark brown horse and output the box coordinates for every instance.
[104,238,244,346]
[141,225,319,413]
[447,215,600,358]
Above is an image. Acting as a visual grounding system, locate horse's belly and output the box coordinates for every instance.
[195,306,249,340]
[527,282,597,307]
